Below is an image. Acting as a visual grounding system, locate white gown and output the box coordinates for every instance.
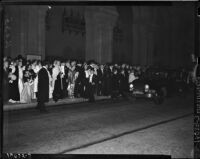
[47,70,53,99]
[18,67,24,102]
[52,66,60,92]
[33,65,41,99]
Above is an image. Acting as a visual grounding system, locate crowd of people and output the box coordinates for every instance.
[3,55,193,112]
[3,55,143,106]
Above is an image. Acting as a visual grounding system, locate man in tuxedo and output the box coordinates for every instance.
[36,61,49,113]
[111,67,120,99]
[88,67,97,102]
[74,62,84,98]
[97,65,104,96]
[119,68,128,98]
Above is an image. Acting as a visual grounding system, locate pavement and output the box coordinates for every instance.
[69,115,193,158]
[3,94,193,158]
[3,96,111,111]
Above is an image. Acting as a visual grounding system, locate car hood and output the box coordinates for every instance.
[132,78,158,90]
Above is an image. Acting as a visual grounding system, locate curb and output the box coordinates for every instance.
[3,96,111,111]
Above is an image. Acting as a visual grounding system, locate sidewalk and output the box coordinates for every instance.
[3,96,111,111]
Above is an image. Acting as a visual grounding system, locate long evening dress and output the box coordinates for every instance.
[21,73,32,104]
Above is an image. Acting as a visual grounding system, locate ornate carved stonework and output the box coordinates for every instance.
[62,8,86,36]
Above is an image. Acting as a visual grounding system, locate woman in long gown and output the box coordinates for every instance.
[46,64,53,99]
[28,64,36,100]
[52,60,62,102]
[33,61,42,99]
[67,64,77,98]
[18,60,24,103]
[20,69,32,103]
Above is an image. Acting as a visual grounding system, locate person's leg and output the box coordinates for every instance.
[36,100,40,109]
[92,86,95,102]
[40,102,48,112]
[90,91,95,102]
[88,85,94,102]
[97,82,102,96]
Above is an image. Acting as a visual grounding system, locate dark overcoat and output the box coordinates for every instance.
[37,67,49,103]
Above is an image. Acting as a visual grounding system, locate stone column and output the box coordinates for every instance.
[132,6,141,65]
[85,6,118,64]
[16,5,47,60]
[132,6,150,66]
[38,6,47,60]
[27,6,47,60]
[20,5,28,57]
[132,6,158,66]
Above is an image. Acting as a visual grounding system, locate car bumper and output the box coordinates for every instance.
[131,90,156,99]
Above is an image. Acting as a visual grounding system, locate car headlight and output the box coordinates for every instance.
[144,84,149,92]
[130,84,134,89]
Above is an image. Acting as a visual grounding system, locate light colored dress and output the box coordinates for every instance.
[52,66,61,92]
[47,70,53,99]
[33,65,41,99]
[67,69,77,98]
[18,66,24,102]
[21,82,32,103]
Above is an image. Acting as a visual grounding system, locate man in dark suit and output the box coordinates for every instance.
[88,67,97,102]
[119,68,128,98]
[97,65,104,96]
[74,62,84,98]
[36,61,49,113]
[111,67,120,99]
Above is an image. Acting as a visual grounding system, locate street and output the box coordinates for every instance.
[3,94,193,158]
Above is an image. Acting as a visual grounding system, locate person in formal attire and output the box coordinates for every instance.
[67,61,77,98]
[36,61,49,113]
[48,63,53,76]
[87,67,97,102]
[52,60,60,92]
[63,61,70,98]
[33,60,42,99]
[82,63,89,99]
[111,68,120,99]
[124,64,130,92]
[46,63,53,99]
[79,62,86,98]
[28,64,36,99]
[18,60,25,103]
[60,61,66,98]
[74,62,84,98]
[103,65,112,96]
[21,68,32,103]
[52,60,63,102]
[97,65,104,96]
[8,61,20,103]
[128,69,138,84]
[119,68,129,97]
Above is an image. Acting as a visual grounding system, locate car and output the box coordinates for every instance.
[144,67,189,98]
[129,76,165,105]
